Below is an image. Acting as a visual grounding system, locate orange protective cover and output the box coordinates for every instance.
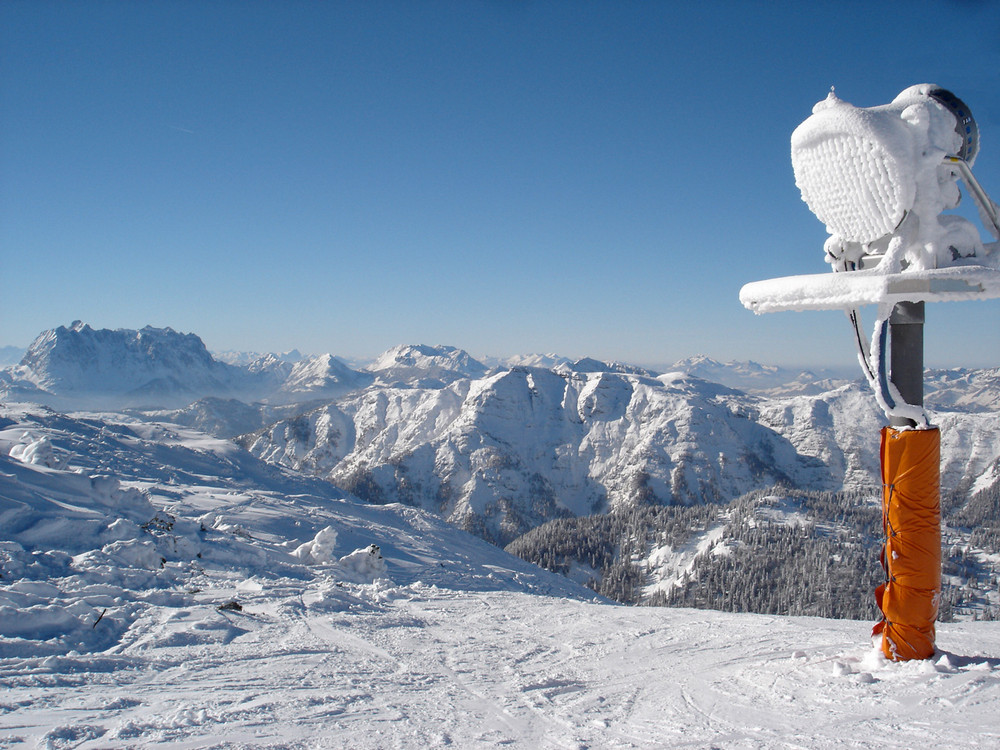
[872,426,941,661]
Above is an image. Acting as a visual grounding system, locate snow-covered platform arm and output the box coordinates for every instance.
[740,264,1000,314]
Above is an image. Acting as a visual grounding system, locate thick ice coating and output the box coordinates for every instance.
[747,85,1000,317]
[791,85,982,271]
[792,91,916,245]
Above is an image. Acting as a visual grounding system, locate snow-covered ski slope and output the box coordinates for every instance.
[2,403,1000,748]
[6,587,1000,749]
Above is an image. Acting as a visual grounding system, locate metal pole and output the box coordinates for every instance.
[889,301,924,427]
[875,299,941,661]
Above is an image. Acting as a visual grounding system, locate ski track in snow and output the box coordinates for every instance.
[3,579,1000,748]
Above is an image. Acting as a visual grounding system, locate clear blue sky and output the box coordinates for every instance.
[3,0,999,368]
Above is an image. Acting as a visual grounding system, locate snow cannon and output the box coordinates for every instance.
[739,85,1000,661]
[791,85,995,275]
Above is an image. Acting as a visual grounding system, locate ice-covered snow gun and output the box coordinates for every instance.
[740,85,1000,660]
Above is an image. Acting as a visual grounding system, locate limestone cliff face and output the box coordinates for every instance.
[240,364,1000,546]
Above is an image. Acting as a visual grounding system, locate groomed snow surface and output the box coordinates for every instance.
[3,405,1000,748]
[7,588,1000,749]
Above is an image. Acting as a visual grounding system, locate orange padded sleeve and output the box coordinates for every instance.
[873,426,941,661]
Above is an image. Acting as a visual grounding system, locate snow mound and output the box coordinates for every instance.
[292,525,339,564]
[8,433,63,468]
[292,529,387,582]
[337,543,388,583]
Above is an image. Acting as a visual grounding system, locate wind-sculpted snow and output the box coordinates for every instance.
[5,504,1000,750]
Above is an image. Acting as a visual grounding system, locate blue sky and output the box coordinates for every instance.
[3,0,999,368]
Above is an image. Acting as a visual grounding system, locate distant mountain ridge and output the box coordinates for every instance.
[668,355,853,394]
[213,348,305,366]
[368,344,489,387]
[1,324,471,409]
[239,367,847,544]
[4,322,243,408]
[3,322,856,410]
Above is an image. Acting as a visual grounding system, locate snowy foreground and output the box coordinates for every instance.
[3,406,1000,748]
[6,589,1000,750]
[5,582,1000,749]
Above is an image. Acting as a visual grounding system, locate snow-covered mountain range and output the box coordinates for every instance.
[4,400,998,747]
[0,323,372,409]
[236,363,999,545]
[4,322,1000,745]
[4,323,999,548]
[2,323,254,408]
